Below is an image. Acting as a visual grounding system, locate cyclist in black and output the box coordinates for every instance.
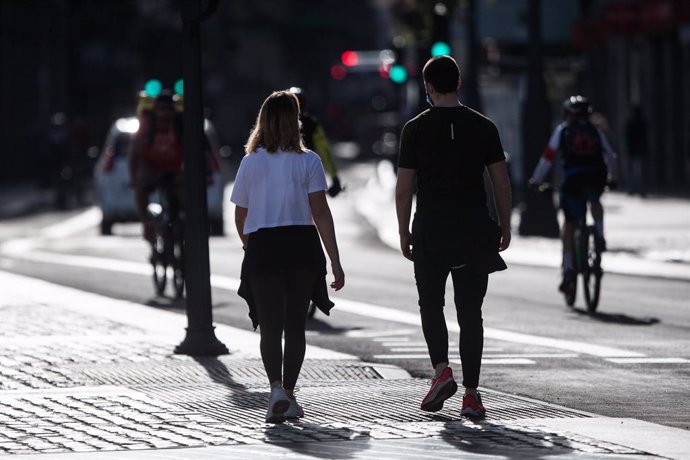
[529,96,618,291]
[289,87,342,197]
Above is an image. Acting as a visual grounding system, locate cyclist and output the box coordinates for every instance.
[289,87,342,197]
[129,90,218,243]
[529,95,618,292]
[129,91,185,243]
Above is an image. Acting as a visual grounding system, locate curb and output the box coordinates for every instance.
[351,161,690,282]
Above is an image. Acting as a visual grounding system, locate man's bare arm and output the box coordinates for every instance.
[395,167,416,260]
[487,161,512,251]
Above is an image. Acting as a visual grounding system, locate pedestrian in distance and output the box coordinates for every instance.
[232,90,345,423]
[395,55,512,418]
[624,104,648,197]
[289,86,343,198]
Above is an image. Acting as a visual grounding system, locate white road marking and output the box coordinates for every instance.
[389,347,433,352]
[606,357,689,364]
[483,353,579,359]
[3,248,647,360]
[453,358,535,365]
[374,354,455,360]
[346,329,417,338]
[40,207,102,239]
[333,297,645,358]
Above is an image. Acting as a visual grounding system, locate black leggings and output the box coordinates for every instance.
[414,262,488,389]
[250,268,317,390]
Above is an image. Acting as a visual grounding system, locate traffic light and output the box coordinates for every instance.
[431,2,451,56]
[341,50,359,67]
[389,64,408,84]
[174,78,184,96]
[431,41,451,57]
[330,64,347,80]
[144,79,163,97]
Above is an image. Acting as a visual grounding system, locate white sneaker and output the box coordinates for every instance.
[265,387,290,423]
[285,397,304,418]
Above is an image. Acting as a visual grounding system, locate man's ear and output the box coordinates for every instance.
[457,78,462,91]
[425,82,435,95]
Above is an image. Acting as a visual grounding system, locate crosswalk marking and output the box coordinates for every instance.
[452,358,535,365]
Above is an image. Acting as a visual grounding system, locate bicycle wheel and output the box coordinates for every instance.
[152,235,167,296]
[582,227,602,312]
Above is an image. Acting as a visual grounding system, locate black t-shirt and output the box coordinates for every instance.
[398,105,507,273]
[398,105,505,197]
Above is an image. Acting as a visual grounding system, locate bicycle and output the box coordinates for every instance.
[147,176,185,298]
[533,182,603,312]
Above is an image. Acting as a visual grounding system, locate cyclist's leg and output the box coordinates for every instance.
[586,170,607,249]
[560,178,585,272]
[136,168,162,243]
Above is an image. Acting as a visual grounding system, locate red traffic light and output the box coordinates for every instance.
[330,64,347,80]
[341,50,359,67]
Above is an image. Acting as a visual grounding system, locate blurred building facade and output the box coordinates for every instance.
[1,0,687,192]
[0,0,391,184]
[574,0,690,191]
[469,0,689,192]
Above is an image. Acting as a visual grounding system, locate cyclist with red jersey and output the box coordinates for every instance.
[530,96,618,291]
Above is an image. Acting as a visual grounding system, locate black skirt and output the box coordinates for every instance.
[237,225,334,329]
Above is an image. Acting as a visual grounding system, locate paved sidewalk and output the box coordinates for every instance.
[1,271,689,459]
[353,161,690,280]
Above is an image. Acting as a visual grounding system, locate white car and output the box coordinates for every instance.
[94,117,226,235]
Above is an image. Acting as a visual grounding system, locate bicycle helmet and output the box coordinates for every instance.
[563,95,592,116]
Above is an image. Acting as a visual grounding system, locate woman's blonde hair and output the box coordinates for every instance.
[245,90,306,154]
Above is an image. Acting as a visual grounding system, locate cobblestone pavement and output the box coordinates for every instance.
[0,271,674,458]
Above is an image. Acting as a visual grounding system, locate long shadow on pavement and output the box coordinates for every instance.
[571,308,660,326]
[263,423,370,459]
[306,315,363,335]
[440,419,577,459]
[192,356,262,412]
[192,357,372,457]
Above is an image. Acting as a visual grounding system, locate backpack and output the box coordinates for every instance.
[140,111,184,171]
[559,119,605,170]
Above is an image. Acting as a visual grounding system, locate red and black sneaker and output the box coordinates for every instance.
[420,367,457,412]
[461,391,486,418]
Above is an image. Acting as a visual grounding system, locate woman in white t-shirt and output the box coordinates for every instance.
[231,90,345,423]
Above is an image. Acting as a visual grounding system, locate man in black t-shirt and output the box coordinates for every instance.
[396,55,512,418]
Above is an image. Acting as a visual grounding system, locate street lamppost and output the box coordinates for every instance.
[518,0,560,237]
[174,0,228,356]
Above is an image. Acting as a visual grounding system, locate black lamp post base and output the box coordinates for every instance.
[518,190,560,238]
[174,327,229,356]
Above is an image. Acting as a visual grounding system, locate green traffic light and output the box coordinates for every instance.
[431,41,451,57]
[389,64,408,84]
[144,79,162,97]
[174,79,184,96]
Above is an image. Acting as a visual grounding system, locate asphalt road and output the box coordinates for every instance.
[1,162,688,431]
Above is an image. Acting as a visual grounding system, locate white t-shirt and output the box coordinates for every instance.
[230,148,328,235]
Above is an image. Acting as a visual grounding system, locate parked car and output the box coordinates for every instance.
[94,116,226,236]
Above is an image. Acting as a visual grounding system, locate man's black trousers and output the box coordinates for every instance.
[414,257,488,389]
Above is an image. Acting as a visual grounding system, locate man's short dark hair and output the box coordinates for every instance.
[422,55,460,94]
